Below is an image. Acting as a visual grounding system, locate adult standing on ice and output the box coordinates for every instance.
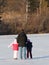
[17,29,27,59]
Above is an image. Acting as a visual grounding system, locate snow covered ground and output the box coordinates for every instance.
[0,34,49,65]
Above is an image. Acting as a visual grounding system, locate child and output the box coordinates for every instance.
[8,38,19,60]
[26,39,33,59]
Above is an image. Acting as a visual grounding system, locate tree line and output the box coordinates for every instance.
[0,0,49,35]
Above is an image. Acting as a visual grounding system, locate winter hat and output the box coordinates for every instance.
[27,39,30,42]
[13,39,17,44]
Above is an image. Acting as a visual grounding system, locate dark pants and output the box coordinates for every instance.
[27,50,32,59]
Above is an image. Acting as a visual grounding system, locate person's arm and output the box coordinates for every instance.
[30,42,33,48]
[8,43,13,48]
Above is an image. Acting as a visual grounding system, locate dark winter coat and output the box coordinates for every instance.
[17,31,27,47]
[26,40,32,51]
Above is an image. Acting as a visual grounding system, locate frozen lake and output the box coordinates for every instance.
[0,34,49,65]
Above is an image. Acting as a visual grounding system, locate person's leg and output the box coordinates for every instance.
[23,47,26,59]
[27,50,29,58]
[13,51,18,59]
[30,50,32,59]
[16,51,18,59]
[19,47,22,59]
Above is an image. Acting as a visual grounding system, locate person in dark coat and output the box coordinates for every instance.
[26,39,33,59]
[17,29,27,59]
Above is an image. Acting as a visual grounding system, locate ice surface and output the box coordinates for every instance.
[0,34,49,65]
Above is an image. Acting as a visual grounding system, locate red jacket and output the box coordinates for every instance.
[12,44,19,51]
